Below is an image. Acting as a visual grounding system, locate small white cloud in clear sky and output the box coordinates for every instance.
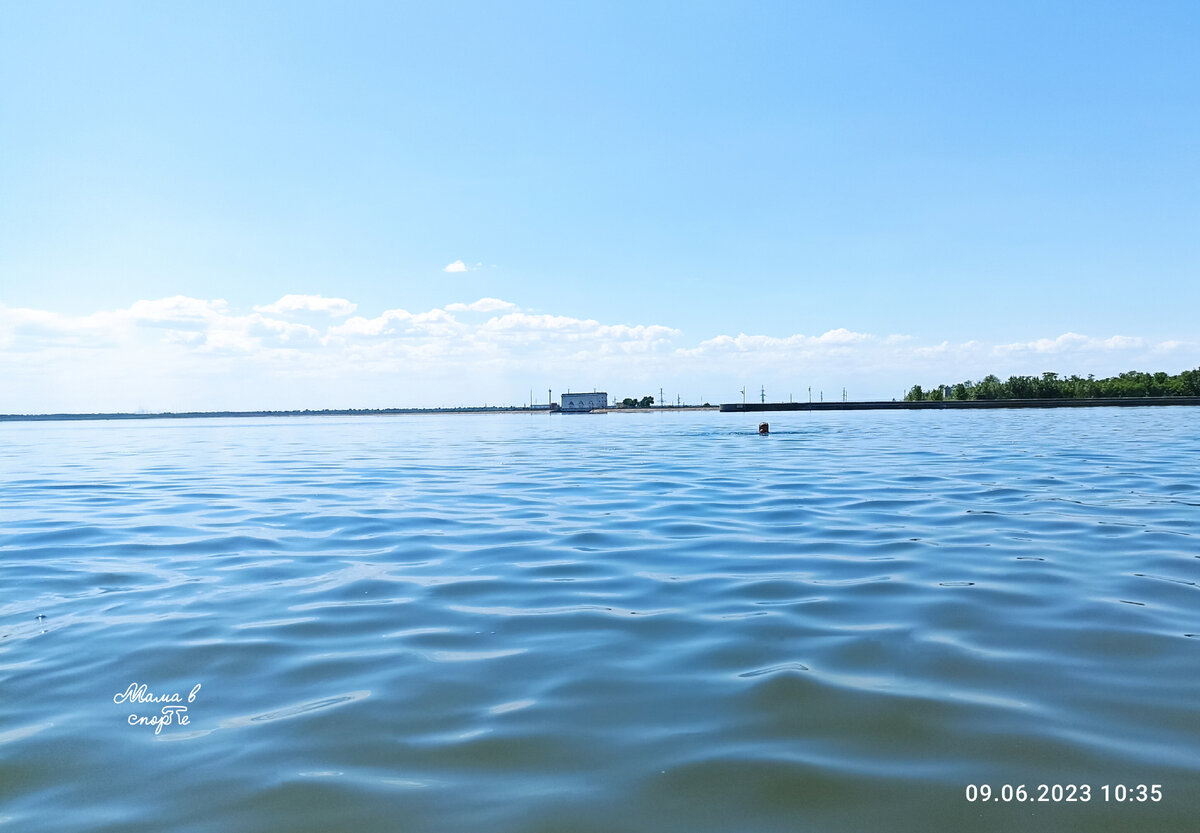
[443,260,468,273]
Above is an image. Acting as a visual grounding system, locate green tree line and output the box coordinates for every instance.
[904,368,1200,402]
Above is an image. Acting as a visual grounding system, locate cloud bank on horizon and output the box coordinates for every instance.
[1,294,1194,413]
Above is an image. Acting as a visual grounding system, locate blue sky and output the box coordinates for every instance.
[2,1,1197,411]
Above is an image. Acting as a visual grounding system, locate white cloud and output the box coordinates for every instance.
[1155,340,1194,353]
[1102,335,1145,350]
[326,308,413,338]
[482,313,592,333]
[913,341,953,357]
[130,296,231,323]
[445,298,518,313]
[245,314,322,347]
[815,327,870,345]
[254,294,356,317]
[0,304,128,349]
[682,328,873,357]
[993,332,1149,355]
[1,297,1195,413]
[443,260,468,273]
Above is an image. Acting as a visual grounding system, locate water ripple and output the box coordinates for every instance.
[2,409,1199,832]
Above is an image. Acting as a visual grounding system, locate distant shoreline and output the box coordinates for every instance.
[720,396,1200,412]
[0,405,720,423]
[4,398,1199,422]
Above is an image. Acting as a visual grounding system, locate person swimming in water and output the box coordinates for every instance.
[758,422,769,434]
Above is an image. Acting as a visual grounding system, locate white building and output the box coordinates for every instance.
[560,391,608,413]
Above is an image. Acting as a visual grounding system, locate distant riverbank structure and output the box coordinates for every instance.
[560,391,608,413]
[720,397,1200,412]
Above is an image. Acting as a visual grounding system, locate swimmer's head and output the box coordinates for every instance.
[758,422,769,435]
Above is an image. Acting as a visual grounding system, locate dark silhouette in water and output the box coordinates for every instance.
[758,422,769,435]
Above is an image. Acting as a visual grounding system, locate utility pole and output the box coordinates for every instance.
[659,387,663,408]
[740,386,746,405]
[548,389,552,413]
[760,385,765,404]
[843,387,847,402]
[808,386,811,403]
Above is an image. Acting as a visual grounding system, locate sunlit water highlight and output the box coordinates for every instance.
[2,409,1198,832]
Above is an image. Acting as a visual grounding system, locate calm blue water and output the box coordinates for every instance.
[2,409,1198,832]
